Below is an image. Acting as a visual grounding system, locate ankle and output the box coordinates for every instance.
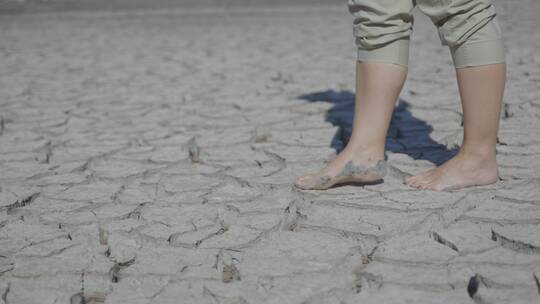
[458,144,496,162]
[343,142,384,161]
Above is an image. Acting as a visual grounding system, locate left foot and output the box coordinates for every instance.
[294,147,387,190]
[404,151,498,191]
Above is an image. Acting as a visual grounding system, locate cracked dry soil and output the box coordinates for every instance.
[1,0,540,303]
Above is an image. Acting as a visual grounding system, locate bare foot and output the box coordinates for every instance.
[404,152,498,191]
[294,149,387,190]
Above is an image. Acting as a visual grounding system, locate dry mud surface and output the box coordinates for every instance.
[0,1,539,303]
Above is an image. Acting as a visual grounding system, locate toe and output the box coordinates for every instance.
[294,179,310,189]
[405,175,420,186]
[404,177,417,187]
[419,182,434,190]
[294,174,323,190]
[418,182,433,190]
[405,170,433,186]
[414,176,435,189]
[294,177,310,187]
[295,173,314,183]
[407,175,426,188]
[406,178,421,189]
[406,180,417,188]
[413,182,426,189]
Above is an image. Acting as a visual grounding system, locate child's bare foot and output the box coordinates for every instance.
[404,151,498,191]
[294,148,386,190]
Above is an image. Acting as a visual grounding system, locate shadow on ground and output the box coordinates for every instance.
[299,90,458,165]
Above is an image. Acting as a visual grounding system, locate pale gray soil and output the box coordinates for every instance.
[0,0,334,14]
[0,1,539,303]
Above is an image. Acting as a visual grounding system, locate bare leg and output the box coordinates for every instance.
[294,61,407,190]
[405,63,506,191]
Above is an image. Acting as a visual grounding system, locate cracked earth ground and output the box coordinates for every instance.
[0,1,539,303]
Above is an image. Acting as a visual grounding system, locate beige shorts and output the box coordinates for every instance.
[348,0,506,68]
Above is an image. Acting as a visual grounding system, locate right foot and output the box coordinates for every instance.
[294,149,387,190]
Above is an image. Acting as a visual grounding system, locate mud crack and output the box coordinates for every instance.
[491,229,540,254]
[1,192,40,213]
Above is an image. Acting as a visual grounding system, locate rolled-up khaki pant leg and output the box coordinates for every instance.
[417,0,506,68]
[449,15,505,68]
[348,0,415,67]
